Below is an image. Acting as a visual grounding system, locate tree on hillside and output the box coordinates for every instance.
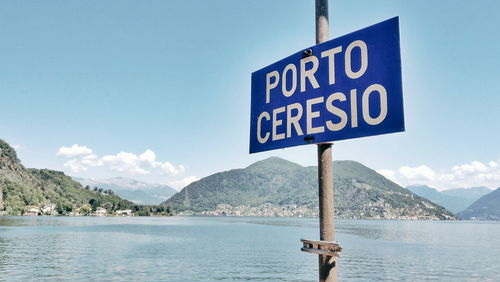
[89,198,100,211]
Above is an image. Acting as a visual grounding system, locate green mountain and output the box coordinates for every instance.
[457,188,500,220]
[0,139,135,215]
[164,157,456,220]
[74,177,177,205]
[406,185,491,214]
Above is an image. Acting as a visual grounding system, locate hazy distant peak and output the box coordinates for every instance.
[444,186,491,192]
[406,185,439,191]
[74,177,177,205]
[100,177,153,187]
[442,186,493,199]
[406,184,435,188]
[406,185,491,193]
[407,184,494,214]
[76,177,171,190]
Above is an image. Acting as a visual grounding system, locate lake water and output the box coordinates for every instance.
[0,216,499,281]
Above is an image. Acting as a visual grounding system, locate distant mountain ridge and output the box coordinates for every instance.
[75,177,177,205]
[406,185,491,214]
[164,157,456,220]
[458,188,500,220]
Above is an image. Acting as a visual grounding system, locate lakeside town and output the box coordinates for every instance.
[180,203,452,220]
[20,203,134,216]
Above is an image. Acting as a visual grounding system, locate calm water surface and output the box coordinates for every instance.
[0,216,498,281]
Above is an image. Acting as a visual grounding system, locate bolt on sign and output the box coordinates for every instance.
[250,17,404,154]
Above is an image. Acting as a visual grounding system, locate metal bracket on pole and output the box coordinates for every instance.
[301,239,342,257]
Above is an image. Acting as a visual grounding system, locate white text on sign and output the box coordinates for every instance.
[257,40,387,144]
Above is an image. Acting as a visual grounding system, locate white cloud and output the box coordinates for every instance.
[452,161,488,178]
[399,165,436,181]
[80,154,103,167]
[384,159,500,190]
[139,149,156,163]
[437,174,455,182]
[376,169,396,182]
[82,154,98,160]
[101,151,151,174]
[64,159,88,173]
[168,176,198,190]
[58,144,186,178]
[160,162,185,176]
[57,144,93,158]
[98,150,185,176]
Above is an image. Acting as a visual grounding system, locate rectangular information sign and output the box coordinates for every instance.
[250,17,404,154]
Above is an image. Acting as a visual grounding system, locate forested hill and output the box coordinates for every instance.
[164,157,456,220]
[0,139,136,215]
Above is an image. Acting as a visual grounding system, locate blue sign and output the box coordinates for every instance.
[250,17,404,154]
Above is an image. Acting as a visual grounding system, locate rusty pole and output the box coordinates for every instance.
[316,1,337,281]
[318,143,336,281]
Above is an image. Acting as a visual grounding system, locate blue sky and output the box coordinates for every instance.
[1,0,499,190]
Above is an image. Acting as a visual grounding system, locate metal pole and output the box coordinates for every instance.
[316,1,336,281]
[316,0,329,44]
[318,143,336,282]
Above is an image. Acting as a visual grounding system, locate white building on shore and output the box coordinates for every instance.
[95,207,107,216]
[116,209,132,216]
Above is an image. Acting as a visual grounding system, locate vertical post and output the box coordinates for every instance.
[318,143,336,282]
[316,0,329,44]
[316,2,336,281]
